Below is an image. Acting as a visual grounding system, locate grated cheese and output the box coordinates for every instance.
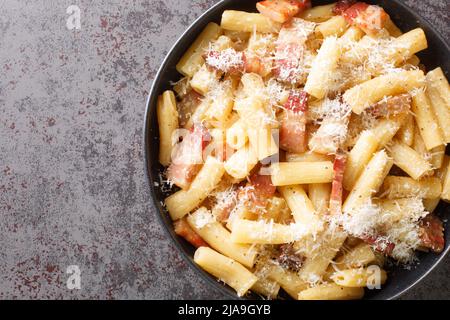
[309,97,351,154]
[205,47,244,73]
[193,208,216,229]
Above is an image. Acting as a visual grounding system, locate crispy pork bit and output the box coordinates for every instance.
[275,244,305,272]
[177,90,202,127]
[279,90,309,153]
[249,170,277,199]
[329,151,347,215]
[244,54,270,76]
[366,94,412,119]
[256,0,311,23]
[212,193,238,223]
[361,234,395,256]
[332,0,357,15]
[174,218,209,248]
[337,2,389,35]
[166,124,210,189]
[274,18,315,84]
[419,214,445,253]
[239,168,276,209]
[284,89,308,114]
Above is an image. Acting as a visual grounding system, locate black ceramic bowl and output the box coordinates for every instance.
[144,0,450,300]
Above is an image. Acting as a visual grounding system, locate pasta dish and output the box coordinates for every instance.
[156,0,449,300]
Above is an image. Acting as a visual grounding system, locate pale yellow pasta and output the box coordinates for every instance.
[157,90,179,166]
[231,219,308,244]
[406,55,420,67]
[316,16,349,38]
[335,243,376,269]
[304,36,343,99]
[221,10,281,33]
[226,206,257,232]
[165,156,225,220]
[262,197,290,223]
[187,207,257,268]
[412,128,428,156]
[423,198,441,213]
[298,283,364,300]
[395,114,415,146]
[299,3,335,22]
[424,67,450,104]
[267,265,307,299]
[241,72,265,96]
[430,145,446,169]
[279,185,323,232]
[299,229,347,282]
[436,156,449,181]
[370,116,407,150]
[251,278,280,299]
[412,90,445,150]
[343,130,378,191]
[270,161,334,186]
[389,140,433,180]
[224,143,258,180]
[426,68,450,143]
[176,22,222,77]
[331,268,387,288]
[343,150,393,213]
[344,70,425,114]
[339,26,365,46]
[212,35,233,51]
[442,160,450,202]
[374,198,424,226]
[185,99,210,129]
[223,30,251,42]
[234,77,278,160]
[286,152,333,163]
[173,77,190,98]
[205,128,226,159]
[308,183,331,215]
[190,64,218,95]
[205,81,235,123]
[384,17,403,37]
[382,176,442,199]
[247,32,276,56]
[247,127,278,161]
[234,97,266,127]
[226,118,248,150]
[194,247,257,297]
[339,35,372,64]
[341,29,426,68]
[390,28,427,64]
[437,156,449,202]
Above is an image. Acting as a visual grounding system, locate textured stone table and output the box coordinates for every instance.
[0,0,448,299]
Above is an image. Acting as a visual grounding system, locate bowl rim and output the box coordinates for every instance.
[143,0,450,300]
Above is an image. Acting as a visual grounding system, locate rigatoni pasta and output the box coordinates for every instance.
[344,70,425,114]
[194,247,258,296]
[270,161,334,186]
[157,90,179,166]
[156,0,448,300]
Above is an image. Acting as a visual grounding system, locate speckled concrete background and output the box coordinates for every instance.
[0,0,448,300]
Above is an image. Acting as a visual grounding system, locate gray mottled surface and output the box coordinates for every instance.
[0,0,448,300]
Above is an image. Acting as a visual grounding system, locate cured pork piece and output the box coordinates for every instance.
[279,90,309,153]
[257,0,311,23]
[419,214,445,253]
[167,124,211,189]
[329,151,347,215]
[274,18,316,84]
